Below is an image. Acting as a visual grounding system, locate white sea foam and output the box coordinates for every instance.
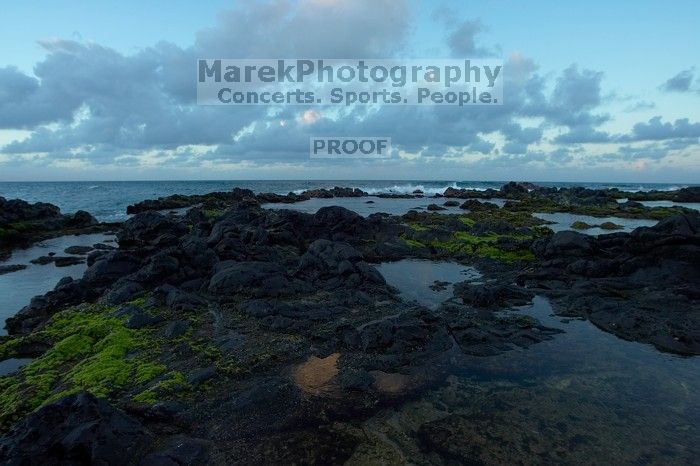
[291,182,483,196]
[604,184,688,192]
[350,182,491,195]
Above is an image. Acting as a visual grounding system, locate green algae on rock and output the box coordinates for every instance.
[400,214,548,262]
[0,304,170,430]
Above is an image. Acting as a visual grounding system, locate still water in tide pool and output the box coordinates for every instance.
[371,260,700,464]
[0,233,116,336]
[533,211,657,235]
[374,259,482,309]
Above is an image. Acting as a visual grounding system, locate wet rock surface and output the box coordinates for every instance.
[524,214,700,354]
[0,265,27,275]
[1,182,699,464]
[0,197,108,254]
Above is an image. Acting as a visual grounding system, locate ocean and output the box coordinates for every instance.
[0,180,694,222]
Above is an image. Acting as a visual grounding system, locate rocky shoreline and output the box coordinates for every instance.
[0,182,698,464]
[0,196,117,261]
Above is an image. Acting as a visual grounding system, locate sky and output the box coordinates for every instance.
[0,0,699,182]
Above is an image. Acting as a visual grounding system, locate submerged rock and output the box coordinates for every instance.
[53,256,85,267]
[0,264,27,275]
[64,245,94,255]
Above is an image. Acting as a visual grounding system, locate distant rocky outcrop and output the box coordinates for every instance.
[0,196,101,250]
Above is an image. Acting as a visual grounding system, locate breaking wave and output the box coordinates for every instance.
[354,183,461,195]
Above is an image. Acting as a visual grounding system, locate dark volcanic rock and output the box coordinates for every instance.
[188,367,217,385]
[298,239,361,274]
[0,197,103,249]
[531,230,595,259]
[117,212,188,248]
[0,197,61,224]
[102,281,145,305]
[125,311,164,329]
[8,250,141,333]
[53,256,86,267]
[676,186,700,202]
[30,255,56,265]
[0,264,27,275]
[297,239,385,288]
[526,213,700,354]
[631,212,699,240]
[453,282,534,309]
[162,286,207,311]
[0,392,152,465]
[65,210,99,228]
[344,309,451,369]
[445,309,563,357]
[311,206,371,241]
[83,251,141,286]
[163,320,190,338]
[3,186,700,463]
[459,199,499,211]
[208,261,287,296]
[64,245,95,255]
[126,188,257,214]
[141,436,209,466]
[500,181,536,197]
[129,253,180,284]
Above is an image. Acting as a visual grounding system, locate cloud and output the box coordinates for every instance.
[1,0,412,163]
[195,0,410,59]
[0,0,698,179]
[599,139,691,163]
[621,116,700,142]
[545,65,612,144]
[660,68,696,92]
[0,65,81,129]
[446,20,493,57]
[624,100,656,113]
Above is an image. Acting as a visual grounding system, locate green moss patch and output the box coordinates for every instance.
[0,304,168,430]
[400,215,550,262]
[133,371,188,404]
[430,232,536,262]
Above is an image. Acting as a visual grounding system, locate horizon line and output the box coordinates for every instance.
[0,179,698,185]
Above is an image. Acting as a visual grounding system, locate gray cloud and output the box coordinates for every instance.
[1,0,412,161]
[624,100,656,113]
[447,20,493,57]
[0,0,698,176]
[660,68,696,92]
[0,65,82,129]
[620,116,700,142]
[547,65,612,143]
[195,0,410,59]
